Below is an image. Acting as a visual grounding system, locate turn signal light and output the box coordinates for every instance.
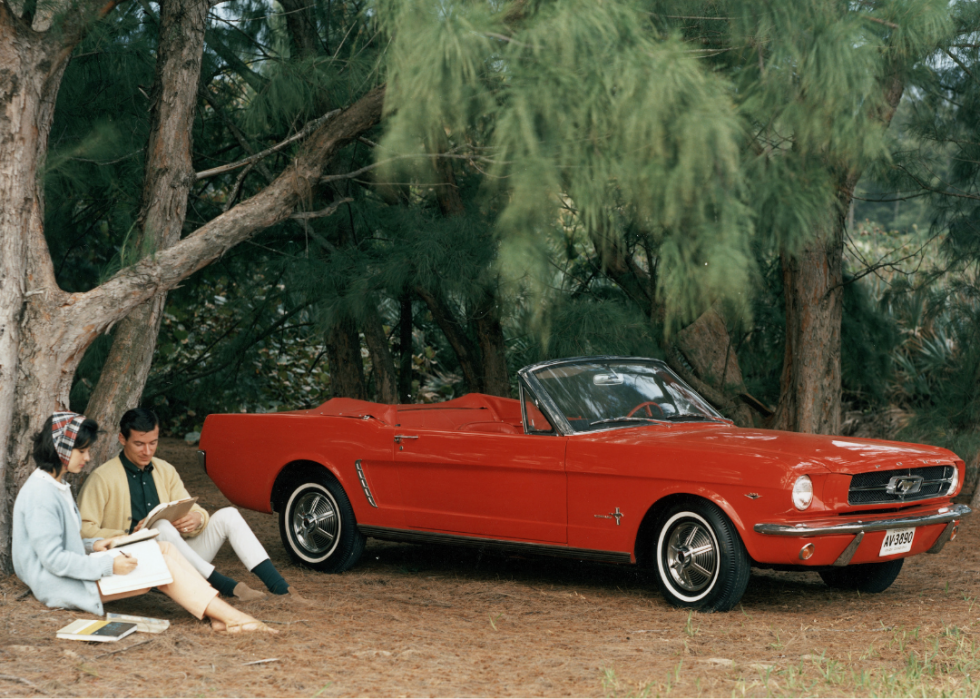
[951,525,959,541]
[799,543,815,560]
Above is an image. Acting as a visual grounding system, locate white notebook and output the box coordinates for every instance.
[92,539,173,595]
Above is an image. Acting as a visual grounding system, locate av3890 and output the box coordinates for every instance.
[198,356,969,611]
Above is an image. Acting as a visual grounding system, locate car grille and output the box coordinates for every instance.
[848,465,955,505]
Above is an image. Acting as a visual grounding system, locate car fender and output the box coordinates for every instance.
[268,451,353,512]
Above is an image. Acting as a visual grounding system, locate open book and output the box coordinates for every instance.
[91,539,174,595]
[135,497,198,532]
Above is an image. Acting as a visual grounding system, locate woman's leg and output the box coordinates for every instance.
[155,541,218,619]
[156,542,276,634]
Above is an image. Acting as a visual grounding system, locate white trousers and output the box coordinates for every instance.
[154,507,269,579]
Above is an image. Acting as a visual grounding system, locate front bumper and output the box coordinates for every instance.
[754,503,971,537]
[753,504,970,566]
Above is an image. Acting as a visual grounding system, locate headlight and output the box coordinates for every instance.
[948,467,959,496]
[793,476,813,510]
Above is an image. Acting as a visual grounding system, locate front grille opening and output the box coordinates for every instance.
[848,466,954,506]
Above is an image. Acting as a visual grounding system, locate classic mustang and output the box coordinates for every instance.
[198,356,970,611]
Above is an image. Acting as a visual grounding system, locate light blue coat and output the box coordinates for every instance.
[12,470,114,615]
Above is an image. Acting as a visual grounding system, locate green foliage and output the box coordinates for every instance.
[379,0,753,327]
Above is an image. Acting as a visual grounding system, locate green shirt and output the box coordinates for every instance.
[120,453,160,533]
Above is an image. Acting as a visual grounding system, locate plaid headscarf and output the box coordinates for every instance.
[51,412,87,466]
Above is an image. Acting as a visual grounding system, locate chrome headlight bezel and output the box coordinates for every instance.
[948,466,959,496]
[792,475,813,511]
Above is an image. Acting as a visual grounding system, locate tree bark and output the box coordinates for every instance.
[0,5,84,573]
[326,317,366,399]
[415,286,483,393]
[279,0,320,59]
[362,307,398,404]
[772,75,905,435]
[84,0,208,469]
[473,292,510,397]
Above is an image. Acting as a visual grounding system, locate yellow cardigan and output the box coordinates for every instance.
[78,456,210,540]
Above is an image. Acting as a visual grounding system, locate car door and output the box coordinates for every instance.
[393,422,567,544]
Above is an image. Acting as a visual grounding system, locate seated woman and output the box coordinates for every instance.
[12,412,275,634]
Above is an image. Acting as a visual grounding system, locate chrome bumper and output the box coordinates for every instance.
[754,504,971,537]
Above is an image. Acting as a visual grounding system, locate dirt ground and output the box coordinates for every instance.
[2,437,979,697]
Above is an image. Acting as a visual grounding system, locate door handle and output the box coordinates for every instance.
[394,434,419,444]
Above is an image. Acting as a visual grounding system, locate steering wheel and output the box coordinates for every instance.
[627,401,665,419]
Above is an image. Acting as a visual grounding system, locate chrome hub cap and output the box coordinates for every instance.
[292,491,339,555]
[665,520,718,592]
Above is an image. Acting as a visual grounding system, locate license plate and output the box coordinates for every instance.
[880,528,915,556]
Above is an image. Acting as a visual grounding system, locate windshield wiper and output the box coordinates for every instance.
[589,416,664,426]
[666,414,722,422]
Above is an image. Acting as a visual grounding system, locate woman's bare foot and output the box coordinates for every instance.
[205,596,278,634]
[211,616,278,634]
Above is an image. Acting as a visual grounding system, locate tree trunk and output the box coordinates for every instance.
[474,292,510,397]
[771,76,905,435]
[770,212,846,435]
[415,286,483,393]
[326,317,366,399]
[279,0,320,59]
[362,308,398,404]
[429,150,511,396]
[84,0,208,468]
[398,290,413,403]
[0,7,81,572]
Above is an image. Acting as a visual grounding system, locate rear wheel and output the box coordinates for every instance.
[819,559,904,593]
[652,501,750,612]
[278,476,365,573]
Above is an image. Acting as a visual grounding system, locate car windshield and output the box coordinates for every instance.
[530,359,724,432]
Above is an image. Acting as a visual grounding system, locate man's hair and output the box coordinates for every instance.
[120,407,160,439]
[33,415,100,474]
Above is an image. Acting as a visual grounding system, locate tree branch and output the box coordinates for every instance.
[195,108,341,180]
[64,86,386,345]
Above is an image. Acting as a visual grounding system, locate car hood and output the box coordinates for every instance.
[578,424,957,473]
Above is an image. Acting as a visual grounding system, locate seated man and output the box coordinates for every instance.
[79,408,303,603]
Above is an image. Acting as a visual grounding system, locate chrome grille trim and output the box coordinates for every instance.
[848,465,954,505]
[355,459,378,508]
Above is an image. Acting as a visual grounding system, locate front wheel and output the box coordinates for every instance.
[819,558,904,593]
[279,476,365,573]
[652,501,750,612]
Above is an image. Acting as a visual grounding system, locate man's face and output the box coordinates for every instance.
[118,426,160,468]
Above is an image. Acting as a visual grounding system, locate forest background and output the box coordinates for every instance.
[0,0,979,569]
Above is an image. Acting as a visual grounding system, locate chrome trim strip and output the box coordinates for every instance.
[832,532,864,567]
[926,521,956,555]
[754,504,970,536]
[354,460,378,508]
[197,450,206,473]
[357,525,632,564]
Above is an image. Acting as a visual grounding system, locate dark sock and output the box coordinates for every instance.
[251,559,289,595]
[207,570,238,597]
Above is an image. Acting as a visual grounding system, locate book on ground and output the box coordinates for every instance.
[92,539,174,595]
[106,612,170,633]
[57,619,138,642]
[108,528,159,549]
[135,497,198,531]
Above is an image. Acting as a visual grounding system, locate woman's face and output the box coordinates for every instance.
[62,446,91,478]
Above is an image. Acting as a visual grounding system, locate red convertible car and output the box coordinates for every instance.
[198,356,969,611]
